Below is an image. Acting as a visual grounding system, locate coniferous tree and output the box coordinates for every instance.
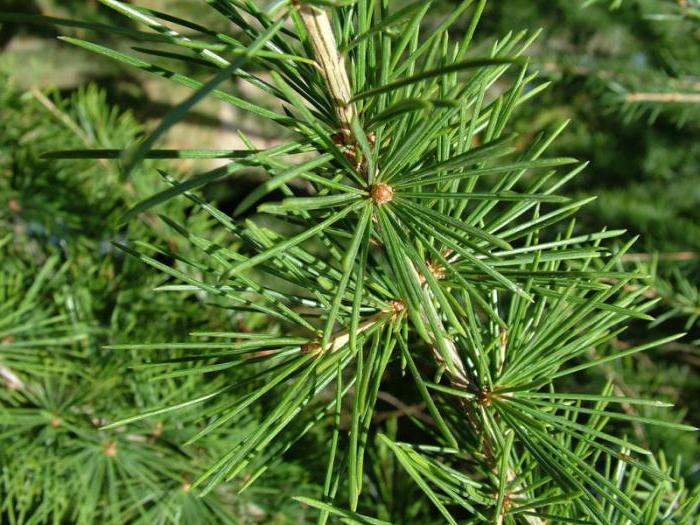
[1,1,698,523]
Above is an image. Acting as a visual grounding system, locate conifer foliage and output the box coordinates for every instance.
[2,0,699,523]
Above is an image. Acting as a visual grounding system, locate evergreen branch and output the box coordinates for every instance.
[11,1,696,522]
[296,9,549,523]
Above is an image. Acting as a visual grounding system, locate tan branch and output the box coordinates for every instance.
[299,5,357,137]
[375,391,432,424]
[0,363,25,391]
[406,260,470,387]
[621,251,698,262]
[300,310,391,356]
[624,92,700,103]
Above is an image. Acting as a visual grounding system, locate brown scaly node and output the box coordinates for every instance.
[370,183,393,205]
[103,440,117,457]
[418,259,446,284]
[343,143,360,168]
[151,421,163,438]
[49,416,61,428]
[333,130,375,147]
[490,489,513,511]
[478,386,492,407]
[300,341,322,356]
[500,491,513,513]
[332,132,350,146]
[427,260,446,280]
[617,451,634,462]
[332,132,365,172]
[387,299,406,320]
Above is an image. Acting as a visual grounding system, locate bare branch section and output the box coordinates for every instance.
[299,5,357,137]
[0,363,24,390]
[301,312,385,356]
[624,92,700,103]
[621,251,697,262]
[406,261,470,387]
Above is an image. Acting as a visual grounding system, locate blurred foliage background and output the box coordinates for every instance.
[1,0,698,522]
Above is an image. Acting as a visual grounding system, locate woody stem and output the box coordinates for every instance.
[299,7,542,524]
[298,4,356,138]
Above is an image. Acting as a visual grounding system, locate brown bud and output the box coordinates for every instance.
[370,183,393,205]
[151,421,163,438]
[387,300,406,320]
[478,386,491,407]
[427,260,445,281]
[300,341,322,355]
[103,441,117,457]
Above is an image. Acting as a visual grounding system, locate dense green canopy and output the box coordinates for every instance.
[0,1,698,523]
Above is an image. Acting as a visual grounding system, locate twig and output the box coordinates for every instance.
[298,4,356,138]
[621,251,698,262]
[31,88,111,168]
[299,8,542,523]
[375,391,431,425]
[624,92,700,103]
[0,363,24,391]
[300,309,395,356]
[406,261,470,387]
